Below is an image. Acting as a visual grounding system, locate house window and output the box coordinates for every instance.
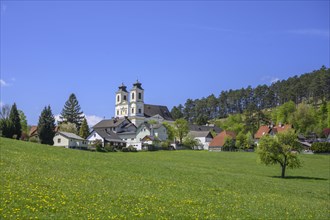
[132,92,135,100]
[139,109,142,114]
[57,138,61,143]
[138,92,142,99]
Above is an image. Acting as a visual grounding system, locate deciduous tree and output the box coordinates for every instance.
[174,118,189,145]
[257,131,302,178]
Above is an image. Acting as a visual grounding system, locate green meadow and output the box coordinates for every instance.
[0,138,329,219]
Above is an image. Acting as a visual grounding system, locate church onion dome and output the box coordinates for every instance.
[118,83,128,92]
[133,80,143,90]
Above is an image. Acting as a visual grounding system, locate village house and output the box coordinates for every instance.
[254,124,293,140]
[209,130,236,151]
[53,131,88,148]
[188,131,213,150]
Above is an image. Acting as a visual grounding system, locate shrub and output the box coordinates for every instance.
[104,144,116,152]
[311,142,330,153]
[127,145,137,152]
[29,136,39,143]
[93,139,104,152]
[122,147,129,152]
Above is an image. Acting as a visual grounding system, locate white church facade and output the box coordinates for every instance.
[115,81,173,127]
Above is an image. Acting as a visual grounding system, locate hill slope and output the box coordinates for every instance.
[1,138,329,219]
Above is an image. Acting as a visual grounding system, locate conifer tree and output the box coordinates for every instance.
[79,117,89,139]
[38,105,56,145]
[60,93,84,131]
[9,103,22,139]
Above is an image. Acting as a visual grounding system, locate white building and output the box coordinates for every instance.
[115,80,173,127]
[53,132,88,148]
[188,131,213,150]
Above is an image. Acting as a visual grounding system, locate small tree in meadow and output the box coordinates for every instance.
[174,118,189,145]
[257,131,302,178]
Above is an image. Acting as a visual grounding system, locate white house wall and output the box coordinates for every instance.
[54,133,69,147]
[87,131,104,146]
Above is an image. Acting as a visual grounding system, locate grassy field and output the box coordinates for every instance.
[0,137,329,219]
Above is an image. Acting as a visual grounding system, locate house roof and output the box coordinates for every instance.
[273,124,292,133]
[138,121,164,130]
[141,135,160,142]
[94,129,125,143]
[144,104,173,121]
[29,126,38,137]
[209,131,236,147]
[58,131,85,140]
[188,131,213,139]
[189,124,222,134]
[254,125,271,139]
[93,118,127,129]
[30,126,59,137]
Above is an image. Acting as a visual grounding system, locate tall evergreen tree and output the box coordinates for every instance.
[0,104,11,138]
[9,103,22,139]
[79,117,89,139]
[38,105,56,145]
[60,93,84,131]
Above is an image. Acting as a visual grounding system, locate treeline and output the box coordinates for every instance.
[171,66,330,125]
[0,93,90,144]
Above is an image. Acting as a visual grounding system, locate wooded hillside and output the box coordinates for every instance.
[171,66,330,126]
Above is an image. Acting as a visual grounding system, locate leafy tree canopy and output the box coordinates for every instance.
[257,131,302,178]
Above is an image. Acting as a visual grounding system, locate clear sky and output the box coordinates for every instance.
[1,0,329,126]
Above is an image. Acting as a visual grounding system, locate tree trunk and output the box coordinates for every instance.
[281,165,286,178]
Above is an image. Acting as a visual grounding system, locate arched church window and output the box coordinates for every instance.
[132,92,135,100]
[124,95,127,101]
[138,108,142,114]
[138,93,142,99]
[117,95,120,102]
[132,108,134,114]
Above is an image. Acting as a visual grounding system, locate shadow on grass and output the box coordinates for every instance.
[271,176,328,180]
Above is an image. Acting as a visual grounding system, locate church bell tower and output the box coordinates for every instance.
[115,83,129,118]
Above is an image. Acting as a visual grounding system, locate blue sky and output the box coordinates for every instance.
[1,0,329,126]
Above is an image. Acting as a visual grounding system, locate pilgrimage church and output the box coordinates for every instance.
[86,81,174,150]
[114,80,173,127]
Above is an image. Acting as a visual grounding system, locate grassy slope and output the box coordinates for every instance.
[0,138,329,219]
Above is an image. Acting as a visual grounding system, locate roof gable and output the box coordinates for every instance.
[144,104,173,121]
[209,131,236,147]
[188,131,213,138]
[57,132,85,140]
[189,124,222,134]
[93,117,130,129]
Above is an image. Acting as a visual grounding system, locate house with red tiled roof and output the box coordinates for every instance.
[254,124,293,140]
[209,130,236,151]
[29,126,59,139]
